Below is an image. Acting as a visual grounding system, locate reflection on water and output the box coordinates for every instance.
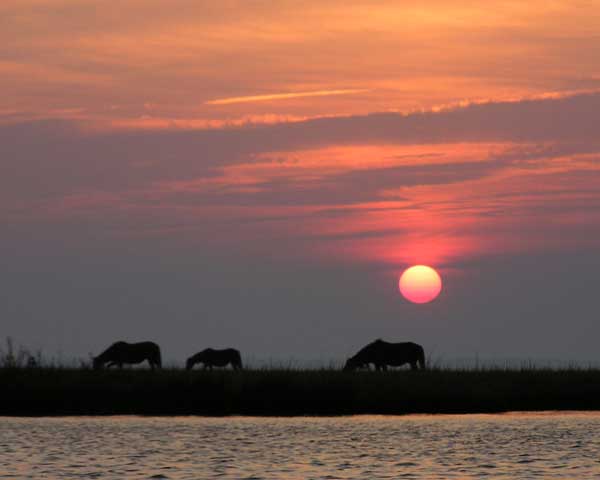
[1,413,599,479]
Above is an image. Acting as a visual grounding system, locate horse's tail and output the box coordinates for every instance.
[153,345,162,369]
[417,345,426,370]
[234,350,243,370]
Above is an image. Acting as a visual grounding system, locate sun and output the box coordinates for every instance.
[399,265,442,304]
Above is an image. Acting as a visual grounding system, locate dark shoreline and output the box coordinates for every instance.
[2,368,600,417]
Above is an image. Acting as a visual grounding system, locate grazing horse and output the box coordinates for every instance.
[186,348,243,370]
[343,339,425,371]
[93,341,162,370]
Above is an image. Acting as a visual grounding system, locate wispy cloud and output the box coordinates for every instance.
[205,89,369,105]
[3,91,600,266]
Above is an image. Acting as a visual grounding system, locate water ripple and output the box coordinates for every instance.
[1,413,600,479]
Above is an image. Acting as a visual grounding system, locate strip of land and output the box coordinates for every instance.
[2,368,599,416]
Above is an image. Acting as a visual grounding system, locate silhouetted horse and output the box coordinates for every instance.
[343,339,425,371]
[186,348,243,370]
[93,341,162,370]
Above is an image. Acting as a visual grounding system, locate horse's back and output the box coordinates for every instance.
[216,348,241,365]
[135,341,160,353]
[225,348,241,358]
[364,340,424,366]
[392,341,423,353]
[196,347,242,367]
[114,341,160,362]
[385,341,424,365]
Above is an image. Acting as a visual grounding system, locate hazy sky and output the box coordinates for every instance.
[1,1,600,366]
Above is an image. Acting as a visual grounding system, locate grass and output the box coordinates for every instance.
[3,338,600,416]
[2,365,600,416]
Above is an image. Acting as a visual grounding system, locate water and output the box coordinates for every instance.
[1,413,599,479]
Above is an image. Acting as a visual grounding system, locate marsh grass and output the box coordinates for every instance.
[2,364,600,416]
[0,337,43,369]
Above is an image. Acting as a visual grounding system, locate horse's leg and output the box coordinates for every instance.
[410,362,417,370]
[382,364,388,372]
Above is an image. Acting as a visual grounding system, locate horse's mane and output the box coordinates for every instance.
[353,338,387,357]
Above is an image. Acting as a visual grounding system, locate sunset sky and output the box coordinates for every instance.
[2,1,599,365]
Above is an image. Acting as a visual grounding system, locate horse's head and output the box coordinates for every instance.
[92,356,103,370]
[185,357,195,371]
[343,356,362,371]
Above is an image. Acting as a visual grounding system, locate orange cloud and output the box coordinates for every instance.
[205,89,369,105]
[3,1,600,125]
[3,90,600,270]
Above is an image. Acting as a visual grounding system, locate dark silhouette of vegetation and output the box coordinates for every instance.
[3,365,600,416]
[186,348,243,370]
[344,339,426,371]
[0,337,41,369]
[93,341,162,370]
[3,338,600,416]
